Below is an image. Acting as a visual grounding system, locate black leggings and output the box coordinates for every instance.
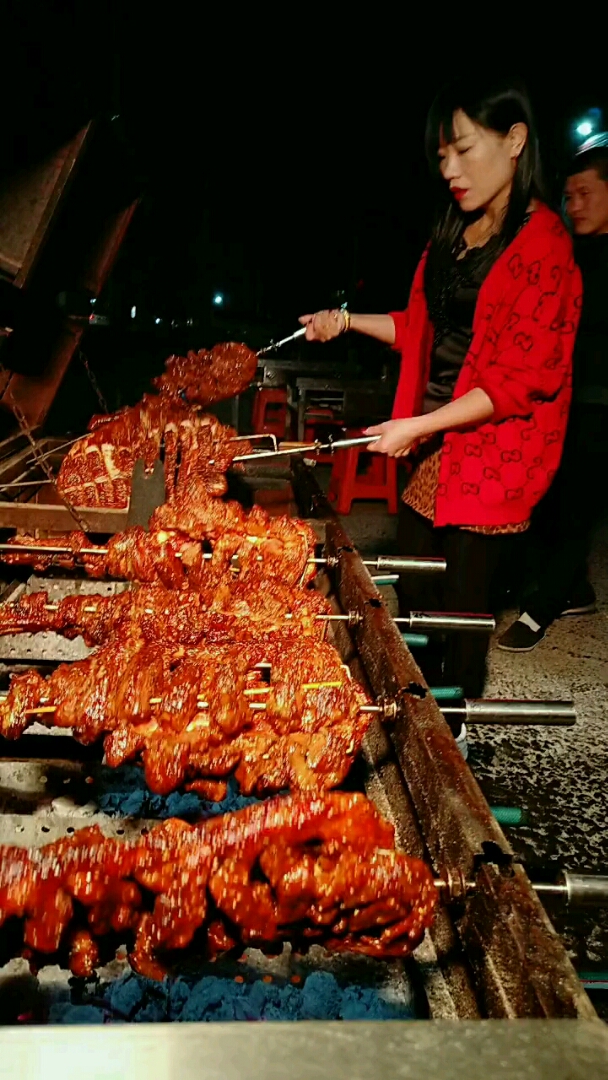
[524,404,608,625]
[395,503,518,698]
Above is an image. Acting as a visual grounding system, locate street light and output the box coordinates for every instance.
[213,293,224,307]
[574,108,602,143]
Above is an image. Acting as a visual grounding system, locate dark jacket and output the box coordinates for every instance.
[573,235,608,405]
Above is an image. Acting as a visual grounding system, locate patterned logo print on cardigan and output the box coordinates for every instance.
[389,205,583,527]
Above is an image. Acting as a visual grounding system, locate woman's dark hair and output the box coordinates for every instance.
[425,75,544,263]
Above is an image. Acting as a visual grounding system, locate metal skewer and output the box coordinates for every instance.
[231,435,377,464]
[7,694,574,726]
[229,434,278,451]
[4,432,279,492]
[0,596,491,633]
[0,479,59,489]
[22,433,91,469]
[0,544,107,557]
[256,327,307,357]
[0,544,446,575]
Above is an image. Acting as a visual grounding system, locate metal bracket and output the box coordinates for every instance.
[125,459,166,529]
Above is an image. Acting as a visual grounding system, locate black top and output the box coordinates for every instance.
[572,234,608,406]
[423,236,503,414]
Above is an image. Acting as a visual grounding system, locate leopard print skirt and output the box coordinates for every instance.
[402,437,529,535]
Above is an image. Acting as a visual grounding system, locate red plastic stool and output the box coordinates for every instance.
[328,429,398,514]
[251,388,289,439]
[304,407,343,463]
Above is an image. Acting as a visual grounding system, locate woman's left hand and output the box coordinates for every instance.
[363,418,422,458]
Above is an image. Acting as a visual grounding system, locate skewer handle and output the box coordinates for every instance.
[394,612,496,633]
[437,872,608,908]
[363,555,447,574]
[557,872,608,908]
[321,435,378,451]
[440,699,576,726]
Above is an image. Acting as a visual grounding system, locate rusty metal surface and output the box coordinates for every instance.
[292,459,596,1019]
[0,196,135,426]
[459,862,596,1019]
[291,457,333,520]
[0,189,136,429]
[0,323,87,429]
[82,200,139,298]
[0,126,91,285]
[327,519,511,875]
[360,721,481,1020]
[0,121,138,428]
[0,439,53,490]
[317,584,479,1020]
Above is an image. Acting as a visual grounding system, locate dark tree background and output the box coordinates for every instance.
[1,3,606,425]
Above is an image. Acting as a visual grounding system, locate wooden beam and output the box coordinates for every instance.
[0,502,128,533]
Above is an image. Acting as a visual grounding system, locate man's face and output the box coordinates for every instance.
[564,168,608,235]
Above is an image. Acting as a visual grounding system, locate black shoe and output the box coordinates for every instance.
[560,583,597,617]
[497,615,546,652]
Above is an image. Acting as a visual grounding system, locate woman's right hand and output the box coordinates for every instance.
[299,310,346,342]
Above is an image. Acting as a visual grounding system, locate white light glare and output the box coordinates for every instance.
[131,306,136,319]
[577,121,593,137]
[155,318,162,325]
[213,293,224,306]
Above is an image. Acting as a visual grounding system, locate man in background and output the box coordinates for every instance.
[499,135,608,651]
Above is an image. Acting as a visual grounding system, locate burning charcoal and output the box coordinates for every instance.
[301,972,342,1020]
[137,999,169,1023]
[180,977,239,1022]
[168,978,191,1020]
[340,985,413,1021]
[244,980,297,1021]
[106,972,145,1019]
[48,1003,105,1024]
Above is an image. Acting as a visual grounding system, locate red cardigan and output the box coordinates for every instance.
[390,204,582,527]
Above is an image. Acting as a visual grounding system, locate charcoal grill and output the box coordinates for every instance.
[0,446,596,1029]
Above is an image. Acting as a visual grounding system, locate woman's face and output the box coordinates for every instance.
[438,110,527,213]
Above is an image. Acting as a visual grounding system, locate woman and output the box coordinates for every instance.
[300,76,582,698]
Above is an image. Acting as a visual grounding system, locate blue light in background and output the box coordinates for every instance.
[213,293,224,307]
[575,109,603,143]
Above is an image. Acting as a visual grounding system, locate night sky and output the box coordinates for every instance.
[3,4,608,330]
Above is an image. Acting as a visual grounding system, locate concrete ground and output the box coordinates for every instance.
[326,474,608,998]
